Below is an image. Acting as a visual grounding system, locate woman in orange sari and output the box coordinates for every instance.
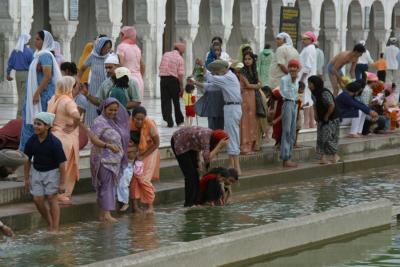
[47,76,80,204]
[130,106,160,213]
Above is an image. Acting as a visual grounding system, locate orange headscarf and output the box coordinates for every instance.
[77,42,93,83]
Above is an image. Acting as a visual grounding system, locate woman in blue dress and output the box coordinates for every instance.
[19,30,61,151]
[78,36,112,126]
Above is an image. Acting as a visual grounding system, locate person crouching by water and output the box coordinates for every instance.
[171,127,230,207]
[199,167,239,206]
[83,98,130,223]
[24,112,66,233]
[129,107,160,213]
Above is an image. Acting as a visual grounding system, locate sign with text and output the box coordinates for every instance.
[279,6,300,48]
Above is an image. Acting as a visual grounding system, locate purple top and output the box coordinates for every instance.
[7,46,33,75]
[172,126,212,163]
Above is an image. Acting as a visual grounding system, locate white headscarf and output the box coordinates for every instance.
[25,30,62,125]
[276,32,293,47]
[359,40,366,46]
[15,33,31,52]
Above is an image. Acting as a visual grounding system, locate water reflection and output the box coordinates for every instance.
[1,166,400,266]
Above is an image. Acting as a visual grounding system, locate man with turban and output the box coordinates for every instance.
[299,31,317,129]
[269,32,299,89]
[23,112,67,233]
[159,43,186,127]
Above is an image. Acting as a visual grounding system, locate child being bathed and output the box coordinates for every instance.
[199,167,239,206]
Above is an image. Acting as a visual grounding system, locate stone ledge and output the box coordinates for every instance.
[82,199,392,267]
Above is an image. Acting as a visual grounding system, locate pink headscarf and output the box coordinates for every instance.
[120,26,136,44]
[366,72,379,82]
[174,43,186,54]
[303,31,317,43]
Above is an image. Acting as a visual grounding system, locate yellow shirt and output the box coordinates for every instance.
[182,92,195,106]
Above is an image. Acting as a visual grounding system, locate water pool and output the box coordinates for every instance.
[1,165,400,267]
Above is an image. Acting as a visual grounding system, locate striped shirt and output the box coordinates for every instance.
[159,50,185,78]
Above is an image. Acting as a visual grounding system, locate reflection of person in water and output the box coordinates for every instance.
[130,214,158,251]
[0,149,28,237]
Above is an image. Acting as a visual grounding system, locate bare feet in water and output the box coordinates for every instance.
[283,160,298,168]
[120,204,129,212]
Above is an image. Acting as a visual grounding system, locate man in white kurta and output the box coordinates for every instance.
[299,31,317,129]
[385,37,400,84]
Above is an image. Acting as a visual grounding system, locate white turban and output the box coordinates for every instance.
[15,33,31,52]
[276,32,293,47]
[104,53,119,65]
[359,40,366,46]
[35,112,55,126]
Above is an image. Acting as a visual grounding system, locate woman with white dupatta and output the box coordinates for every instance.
[19,30,62,151]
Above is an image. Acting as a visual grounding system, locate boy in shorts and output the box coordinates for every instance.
[24,112,66,233]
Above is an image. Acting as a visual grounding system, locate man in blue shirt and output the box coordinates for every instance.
[6,33,34,117]
[24,112,66,233]
[280,59,301,168]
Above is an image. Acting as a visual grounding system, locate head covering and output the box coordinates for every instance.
[92,36,112,57]
[359,40,366,46]
[55,76,75,97]
[25,30,62,125]
[173,43,186,54]
[35,112,55,126]
[15,33,31,52]
[272,87,282,99]
[303,31,317,43]
[104,53,120,65]
[231,61,244,69]
[207,60,229,72]
[366,72,378,82]
[238,44,252,62]
[120,26,137,44]
[288,59,300,68]
[211,129,229,142]
[77,42,93,84]
[346,81,362,93]
[372,82,384,96]
[115,67,130,79]
[276,32,293,46]
[0,149,28,168]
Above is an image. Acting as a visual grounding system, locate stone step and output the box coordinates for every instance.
[1,133,400,206]
[1,146,400,232]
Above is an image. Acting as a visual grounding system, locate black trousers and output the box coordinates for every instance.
[171,137,199,207]
[160,76,184,126]
[377,70,386,82]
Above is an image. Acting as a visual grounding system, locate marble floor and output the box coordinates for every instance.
[0,97,208,147]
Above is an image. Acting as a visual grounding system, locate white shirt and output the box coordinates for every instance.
[357,50,373,65]
[299,44,317,77]
[205,51,231,62]
[385,45,400,70]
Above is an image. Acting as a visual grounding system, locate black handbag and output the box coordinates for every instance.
[255,89,266,117]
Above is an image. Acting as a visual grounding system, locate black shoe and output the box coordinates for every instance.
[167,123,174,128]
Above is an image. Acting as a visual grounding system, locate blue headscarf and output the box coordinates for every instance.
[92,37,112,58]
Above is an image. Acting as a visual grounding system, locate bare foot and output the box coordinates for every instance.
[283,160,298,168]
[58,195,72,205]
[144,205,154,214]
[331,154,341,163]
[348,134,361,138]
[120,204,129,212]
[104,215,118,223]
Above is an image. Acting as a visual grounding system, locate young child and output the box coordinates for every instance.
[199,167,239,206]
[117,139,137,212]
[373,53,387,82]
[183,77,196,126]
[24,112,66,233]
[295,81,305,148]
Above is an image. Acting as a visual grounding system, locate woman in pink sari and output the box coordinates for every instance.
[129,106,160,213]
[117,26,144,99]
[47,76,80,204]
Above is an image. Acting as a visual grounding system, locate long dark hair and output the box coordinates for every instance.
[308,75,324,97]
[241,51,258,84]
[60,62,78,76]
[37,31,45,41]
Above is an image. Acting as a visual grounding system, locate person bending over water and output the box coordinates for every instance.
[328,44,366,96]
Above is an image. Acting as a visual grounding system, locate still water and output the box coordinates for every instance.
[1,166,400,267]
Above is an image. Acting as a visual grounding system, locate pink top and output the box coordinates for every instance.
[159,50,185,78]
[117,43,144,99]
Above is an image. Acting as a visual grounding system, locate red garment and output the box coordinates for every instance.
[0,119,22,149]
[272,99,283,141]
[199,173,218,193]
[185,105,195,117]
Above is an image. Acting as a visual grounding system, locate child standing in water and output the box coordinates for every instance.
[183,77,196,126]
[117,139,137,212]
[24,112,66,233]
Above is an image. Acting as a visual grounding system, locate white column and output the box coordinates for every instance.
[136,24,156,98]
[324,29,340,59]
[374,29,392,53]
[50,21,79,61]
[175,24,199,77]
[95,0,123,44]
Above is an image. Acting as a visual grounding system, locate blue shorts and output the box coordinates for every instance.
[327,63,343,76]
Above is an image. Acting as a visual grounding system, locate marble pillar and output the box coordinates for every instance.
[175,24,199,77]
[50,21,79,61]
